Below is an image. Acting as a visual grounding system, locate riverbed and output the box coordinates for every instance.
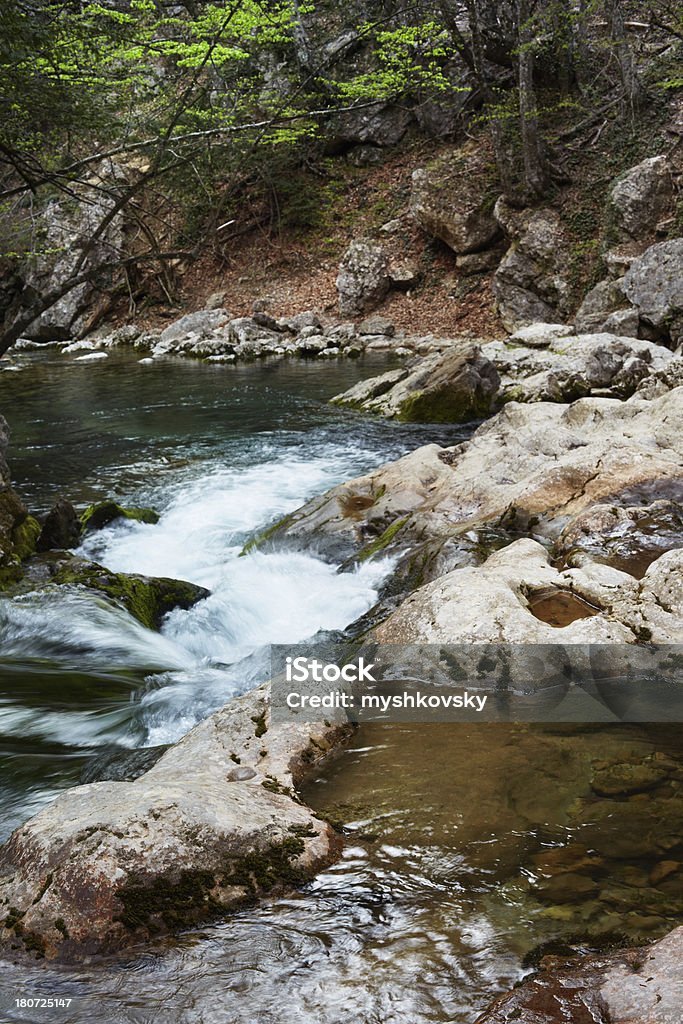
[0,350,682,1024]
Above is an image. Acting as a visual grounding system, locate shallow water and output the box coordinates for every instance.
[1,350,682,1024]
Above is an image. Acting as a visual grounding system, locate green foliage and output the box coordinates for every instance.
[333,21,466,101]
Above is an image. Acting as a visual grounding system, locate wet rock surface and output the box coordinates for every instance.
[476,927,683,1024]
[0,686,348,961]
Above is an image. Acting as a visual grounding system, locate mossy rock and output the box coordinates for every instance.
[80,501,160,534]
[51,557,209,630]
[11,514,41,561]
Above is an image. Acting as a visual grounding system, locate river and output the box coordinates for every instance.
[0,350,682,1024]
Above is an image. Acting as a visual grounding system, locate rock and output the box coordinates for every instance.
[154,309,231,353]
[49,556,209,631]
[508,323,574,348]
[591,760,670,797]
[36,499,81,552]
[455,249,501,276]
[279,311,322,333]
[295,334,328,355]
[327,102,412,151]
[13,183,125,342]
[206,291,227,310]
[0,684,346,960]
[254,388,683,577]
[409,153,500,255]
[637,355,683,399]
[388,258,421,290]
[372,539,640,644]
[0,413,9,487]
[80,501,159,534]
[622,238,683,344]
[493,202,571,331]
[336,241,391,316]
[79,745,169,784]
[556,499,683,578]
[358,315,395,337]
[486,331,672,403]
[228,317,280,350]
[0,417,41,581]
[475,928,683,1024]
[332,345,500,422]
[608,155,674,241]
[574,278,630,334]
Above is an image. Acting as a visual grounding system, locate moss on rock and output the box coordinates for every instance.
[80,501,160,534]
[51,557,209,630]
[11,515,41,561]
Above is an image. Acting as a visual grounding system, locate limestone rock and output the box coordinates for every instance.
[622,238,683,343]
[336,241,391,316]
[14,184,125,342]
[608,155,673,241]
[154,309,231,353]
[254,388,683,569]
[409,156,500,255]
[332,345,500,422]
[493,202,571,331]
[0,685,346,960]
[487,331,672,403]
[574,277,631,334]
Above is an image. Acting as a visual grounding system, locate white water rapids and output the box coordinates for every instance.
[1,448,392,752]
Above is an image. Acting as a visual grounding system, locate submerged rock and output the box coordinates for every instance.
[0,686,347,961]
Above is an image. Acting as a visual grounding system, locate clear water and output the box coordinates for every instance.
[1,351,682,1024]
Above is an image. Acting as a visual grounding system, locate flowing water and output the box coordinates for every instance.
[1,351,682,1024]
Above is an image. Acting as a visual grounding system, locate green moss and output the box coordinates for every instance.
[288,822,317,837]
[2,907,25,931]
[223,837,306,897]
[240,512,295,556]
[51,559,208,630]
[80,501,159,534]
[261,777,291,796]
[251,711,267,738]
[395,388,492,424]
[53,918,69,939]
[11,514,41,561]
[115,869,219,931]
[356,517,410,563]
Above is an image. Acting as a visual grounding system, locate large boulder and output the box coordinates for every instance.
[622,238,683,344]
[0,685,346,960]
[409,147,500,255]
[48,556,208,631]
[492,201,571,331]
[608,155,674,241]
[573,277,636,335]
[327,102,412,152]
[336,240,391,316]
[331,345,500,421]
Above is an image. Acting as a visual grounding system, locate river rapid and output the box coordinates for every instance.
[0,350,682,1024]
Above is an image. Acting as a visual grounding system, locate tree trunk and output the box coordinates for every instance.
[607,0,645,114]
[516,0,551,197]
